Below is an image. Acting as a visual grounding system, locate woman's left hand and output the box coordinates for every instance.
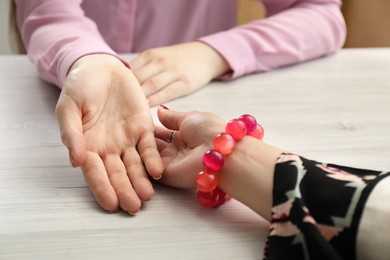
[131,42,230,106]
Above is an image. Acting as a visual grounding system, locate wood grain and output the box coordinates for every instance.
[1,49,390,259]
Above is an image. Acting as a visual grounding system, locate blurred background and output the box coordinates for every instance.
[1,0,390,54]
[0,0,12,54]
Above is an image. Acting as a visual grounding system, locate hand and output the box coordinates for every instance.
[131,42,230,106]
[55,54,163,214]
[154,106,226,188]
[155,107,281,218]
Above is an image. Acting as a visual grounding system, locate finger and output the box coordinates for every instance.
[154,125,173,141]
[132,61,163,85]
[155,138,168,152]
[157,104,187,131]
[130,52,151,71]
[104,154,141,214]
[55,96,87,167]
[142,72,177,97]
[81,151,118,212]
[137,131,164,179]
[122,147,154,202]
[147,80,189,107]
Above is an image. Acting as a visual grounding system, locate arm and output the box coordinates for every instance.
[14,0,129,86]
[217,136,281,219]
[155,107,389,259]
[15,0,163,214]
[199,0,346,78]
[131,0,345,106]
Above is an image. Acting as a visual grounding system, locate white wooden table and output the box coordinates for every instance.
[1,49,390,259]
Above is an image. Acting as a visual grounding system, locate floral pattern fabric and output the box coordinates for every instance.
[265,152,390,260]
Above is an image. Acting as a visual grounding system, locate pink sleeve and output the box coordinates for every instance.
[15,0,130,87]
[198,0,346,79]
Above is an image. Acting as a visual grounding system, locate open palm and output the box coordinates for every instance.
[56,54,163,214]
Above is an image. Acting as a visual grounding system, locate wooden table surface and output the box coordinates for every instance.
[1,48,390,259]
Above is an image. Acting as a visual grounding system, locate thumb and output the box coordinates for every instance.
[55,97,87,167]
[157,105,187,131]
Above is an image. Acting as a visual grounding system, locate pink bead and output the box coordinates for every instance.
[249,124,265,140]
[197,190,219,208]
[239,114,257,135]
[195,170,218,193]
[213,133,235,155]
[202,150,224,171]
[225,119,247,141]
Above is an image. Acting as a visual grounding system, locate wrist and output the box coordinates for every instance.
[69,54,127,75]
[193,114,282,220]
[218,138,282,220]
[193,41,231,79]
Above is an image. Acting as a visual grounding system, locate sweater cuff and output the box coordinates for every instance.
[198,32,250,80]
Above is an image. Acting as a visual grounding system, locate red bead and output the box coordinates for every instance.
[249,124,265,140]
[239,114,257,135]
[225,119,247,141]
[195,170,218,192]
[213,133,235,155]
[202,150,224,171]
[197,190,219,208]
[213,188,228,207]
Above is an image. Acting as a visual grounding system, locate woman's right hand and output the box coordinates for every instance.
[55,54,163,214]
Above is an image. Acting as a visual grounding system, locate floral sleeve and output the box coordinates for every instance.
[265,152,390,260]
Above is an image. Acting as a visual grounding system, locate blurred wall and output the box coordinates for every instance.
[342,0,390,47]
[0,0,12,54]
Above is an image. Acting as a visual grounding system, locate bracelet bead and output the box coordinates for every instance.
[213,133,235,155]
[250,124,265,140]
[202,150,224,172]
[195,170,218,193]
[239,114,258,134]
[225,119,247,141]
[197,189,220,208]
[195,114,264,208]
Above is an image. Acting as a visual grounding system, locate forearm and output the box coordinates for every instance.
[218,139,390,259]
[15,0,129,87]
[218,137,283,221]
[199,0,346,79]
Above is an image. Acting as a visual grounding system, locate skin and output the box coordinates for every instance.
[131,42,231,106]
[54,41,229,214]
[55,54,163,214]
[154,106,283,220]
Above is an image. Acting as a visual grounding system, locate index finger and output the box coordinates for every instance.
[130,52,150,71]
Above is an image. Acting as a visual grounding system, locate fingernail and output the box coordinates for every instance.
[128,210,139,216]
[108,208,120,214]
[152,175,162,180]
[160,104,169,110]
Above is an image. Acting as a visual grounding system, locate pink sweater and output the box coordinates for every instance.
[15,0,346,87]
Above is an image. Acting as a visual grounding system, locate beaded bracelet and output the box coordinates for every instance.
[195,114,264,208]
